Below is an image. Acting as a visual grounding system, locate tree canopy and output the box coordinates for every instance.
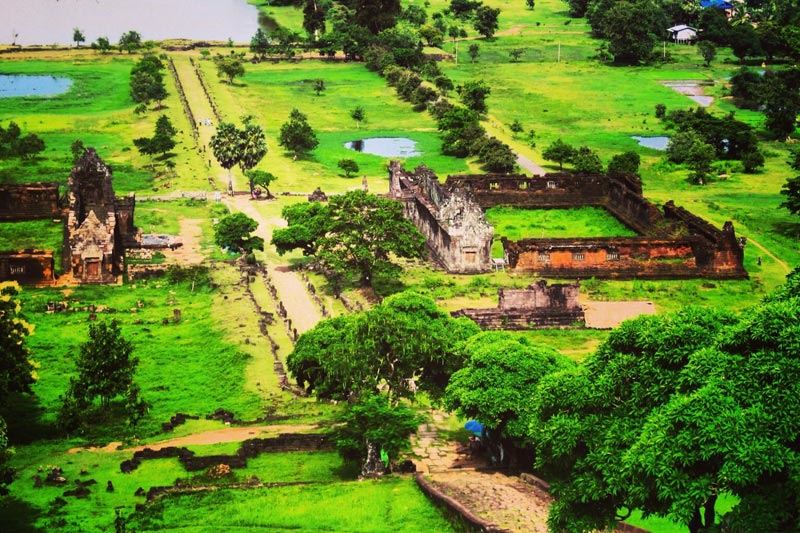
[271,190,427,287]
[278,108,319,159]
[214,212,264,254]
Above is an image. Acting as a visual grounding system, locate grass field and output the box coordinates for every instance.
[2,0,800,531]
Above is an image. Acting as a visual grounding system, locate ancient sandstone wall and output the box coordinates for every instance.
[388,162,493,274]
[0,250,55,285]
[0,183,63,221]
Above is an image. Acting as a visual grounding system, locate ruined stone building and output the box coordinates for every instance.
[390,162,747,280]
[388,161,494,274]
[63,148,137,284]
[453,280,585,329]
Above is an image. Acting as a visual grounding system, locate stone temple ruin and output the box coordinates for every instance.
[389,161,747,280]
[453,280,585,329]
[388,162,494,274]
[0,149,139,285]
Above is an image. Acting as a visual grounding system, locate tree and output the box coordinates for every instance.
[449,0,482,19]
[250,28,270,59]
[288,291,480,401]
[71,139,86,164]
[572,146,603,173]
[130,55,167,109]
[780,176,800,215]
[350,106,365,128]
[0,417,14,495]
[303,0,330,39]
[509,48,525,62]
[434,75,454,96]
[236,117,268,195]
[763,70,800,139]
[214,212,264,254]
[69,320,139,410]
[542,139,577,170]
[741,149,765,173]
[272,191,427,287]
[458,79,491,114]
[245,170,277,199]
[215,54,245,84]
[210,121,242,194]
[333,393,421,476]
[15,134,45,161]
[313,79,326,96]
[444,332,575,463]
[91,36,112,54]
[697,40,716,67]
[475,137,517,173]
[437,106,485,157]
[119,30,142,54]
[473,6,501,39]
[152,115,177,156]
[271,201,330,257]
[607,151,641,175]
[133,136,157,169]
[526,0,536,8]
[73,28,85,47]
[0,283,37,405]
[686,140,716,184]
[278,108,319,159]
[468,43,480,62]
[604,0,666,64]
[532,307,738,533]
[338,159,359,177]
[419,25,444,47]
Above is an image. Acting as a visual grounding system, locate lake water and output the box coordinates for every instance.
[344,137,421,158]
[0,74,73,97]
[631,135,669,150]
[2,0,260,46]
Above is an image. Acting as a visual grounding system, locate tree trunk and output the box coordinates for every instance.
[688,508,702,533]
[703,494,717,531]
[361,440,387,478]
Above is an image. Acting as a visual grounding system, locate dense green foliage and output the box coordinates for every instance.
[272,190,426,287]
[213,212,264,254]
[278,108,319,159]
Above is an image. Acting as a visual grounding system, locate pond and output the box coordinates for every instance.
[631,135,669,150]
[344,137,421,158]
[0,74,72,98]
[2,0,259,46]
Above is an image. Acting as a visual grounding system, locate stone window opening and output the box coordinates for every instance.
[489,182,499,190]
[606,250,620,261]
[519,181,528,190]
[572,251,585,262]
[546,181,557,189]
[537,251,550,263]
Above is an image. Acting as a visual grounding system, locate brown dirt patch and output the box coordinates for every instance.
[583,300,656,329]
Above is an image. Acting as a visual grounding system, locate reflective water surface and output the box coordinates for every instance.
[0,75,72,97]
[2,0,259,46]
[344,137,421,158]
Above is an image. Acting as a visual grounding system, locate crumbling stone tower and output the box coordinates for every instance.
[63,148,135,283]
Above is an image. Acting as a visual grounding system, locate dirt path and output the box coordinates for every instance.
[160,218,204,264]
[227,195,323,334]
[516,153,547,176]
[582,300,656,329]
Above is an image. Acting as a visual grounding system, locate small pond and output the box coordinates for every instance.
[0,74,72,98]
[661,80,714,107]
[631,135,669,150]
[344,137,421,158]
[2,0,259,46]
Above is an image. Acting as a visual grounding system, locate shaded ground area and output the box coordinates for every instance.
[582,300,656,329]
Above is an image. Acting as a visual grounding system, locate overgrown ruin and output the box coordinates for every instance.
[389,162,747,280]
[0,149,139,285]
[388,162,494,274]
[453,280,585,329]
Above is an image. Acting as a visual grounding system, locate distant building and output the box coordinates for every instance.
[667,25,698,44]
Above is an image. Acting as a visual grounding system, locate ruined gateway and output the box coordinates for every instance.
[389,161,747,280]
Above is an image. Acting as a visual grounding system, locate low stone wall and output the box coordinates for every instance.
[0,250,56,284]
[415,473,514,533]
[0,183,63,221]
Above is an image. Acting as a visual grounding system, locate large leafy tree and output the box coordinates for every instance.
[271,201,329,257]
[214,55,246,84]
[214,212,264,254]
[458,79,491,114]
[542,138,577,170]
[118,30,142,53]
[780,175,800,215]
[272,190,426,287]
[287,291,480,403]
[473,5,501,39]
[603,0,667,64]
[0,282,37,404]
[532,307,738,533]
[444,332,575,453]
[130,54,167,109]
[278,108,319,160]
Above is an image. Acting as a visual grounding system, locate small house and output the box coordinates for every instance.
[667,24,698,44]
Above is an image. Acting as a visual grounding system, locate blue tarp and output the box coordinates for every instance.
[464,420,484,436]
[701,0,733,9]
